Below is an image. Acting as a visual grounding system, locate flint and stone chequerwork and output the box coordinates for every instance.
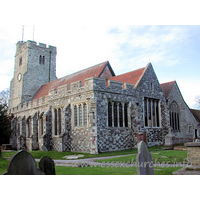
[8,40,200,154]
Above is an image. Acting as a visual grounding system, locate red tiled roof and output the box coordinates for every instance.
[160,81,176,98]
[190,109,200,123]
[33,61,111,100]
[109,67,146,88]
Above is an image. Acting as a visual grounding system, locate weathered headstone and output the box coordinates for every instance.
[136,141,154,175]
[41,145,48,152]
[39,156,56,175]
[3,150,45,175]
[137,132,147,144]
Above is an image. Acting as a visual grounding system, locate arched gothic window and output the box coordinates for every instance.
[108,102,112,127]
[73,103,88,127]
[79,105,82,126]
[27,117,31,138]
[144,97,160,127]
[114,102,118,127]
[170,101,180,131]
[119,103,123,127]
[74,105,77,126]
[124,103,128,127]
[83,103,87,126]
[39,113,44,136]
[58,108,62,135]
[17,120,21,137]
[54,109,57,136]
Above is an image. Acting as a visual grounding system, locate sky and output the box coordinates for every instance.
[1,0,199,195]
[0,1,200,109]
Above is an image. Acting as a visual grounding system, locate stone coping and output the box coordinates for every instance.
[185,142,200,147]
[173,165,200,175]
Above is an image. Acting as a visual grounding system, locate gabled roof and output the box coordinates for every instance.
[190,109,200,123]
[108,64,149,88]
[160,81,176,98]
[33,61,114,100]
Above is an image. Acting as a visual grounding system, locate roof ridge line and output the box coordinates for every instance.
[43,61,109,85]
[134,63,150,88]
[160,80,176,85]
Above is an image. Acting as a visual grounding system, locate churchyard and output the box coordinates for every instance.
[0,144,190,175]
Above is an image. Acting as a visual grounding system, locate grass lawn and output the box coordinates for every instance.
[0,146,184,175]
[97,150,187,164]
[0,157,9,175]
[1,145,162,160]
[0,156,181,175]
[55,166,182,175]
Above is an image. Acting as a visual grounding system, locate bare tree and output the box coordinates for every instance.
[0,88,10,106]
[195,96,200,109]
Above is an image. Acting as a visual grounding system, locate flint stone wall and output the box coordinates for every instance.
[93,78,138,152]
[186,143,200,165]
[166,82,197,145]
[135,64,170,146]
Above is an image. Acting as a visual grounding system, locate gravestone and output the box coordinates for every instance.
[39,156,56,175]
[0,146,2,158]
[3,150,45,175]
[2,150,56,175]
[136,141,154,175]
[41,145,48,152]
[137,132,147,144]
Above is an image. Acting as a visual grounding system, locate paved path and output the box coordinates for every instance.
[35,153,189,168]
[36,154,136,167]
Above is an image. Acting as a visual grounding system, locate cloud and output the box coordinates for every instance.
[0,25,199,108]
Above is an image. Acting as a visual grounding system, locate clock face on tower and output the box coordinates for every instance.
[17,73,22,82]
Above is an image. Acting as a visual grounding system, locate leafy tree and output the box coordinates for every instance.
[0,89,11,145]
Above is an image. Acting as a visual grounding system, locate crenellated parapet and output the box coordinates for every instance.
[9,77,135,114]
[84,77,135,95]
[16,40,56,55]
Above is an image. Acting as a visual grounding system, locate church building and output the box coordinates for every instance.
[8,40,200,154]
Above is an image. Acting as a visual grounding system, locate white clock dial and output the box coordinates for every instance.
[18,73,22,82]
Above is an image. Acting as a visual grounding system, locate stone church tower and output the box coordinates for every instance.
[9,41,57,109]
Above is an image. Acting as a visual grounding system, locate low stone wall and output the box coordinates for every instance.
[186,142,200,165]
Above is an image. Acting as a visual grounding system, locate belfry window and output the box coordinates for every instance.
[39,55,42,64]
[19,57,22,66]
[39,55,45,65]
[144,97,160,127]
[170,101,180,131]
